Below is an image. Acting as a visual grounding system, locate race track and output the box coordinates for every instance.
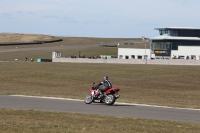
[1,42,200,124]
[0,95,200,123]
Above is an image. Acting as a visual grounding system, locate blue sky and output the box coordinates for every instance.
[1,0,199,38]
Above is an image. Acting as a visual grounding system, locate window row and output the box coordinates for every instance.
[119,55,148,59]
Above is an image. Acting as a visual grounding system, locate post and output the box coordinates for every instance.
[145,43,147,64]
[150,39,153,60]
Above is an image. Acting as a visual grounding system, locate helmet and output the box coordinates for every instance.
[103,76,108,80]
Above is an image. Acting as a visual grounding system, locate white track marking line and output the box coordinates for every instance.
[10,95,83,102]
[9,95,200,111]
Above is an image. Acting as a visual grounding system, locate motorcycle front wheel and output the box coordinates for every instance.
[104,94,116,105]
[84,94,93,104]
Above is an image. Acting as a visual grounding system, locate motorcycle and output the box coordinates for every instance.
[84,83,120,105]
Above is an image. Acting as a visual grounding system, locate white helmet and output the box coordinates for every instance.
[103,76,108,80]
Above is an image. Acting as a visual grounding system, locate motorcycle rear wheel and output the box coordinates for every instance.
[104,94,116,105]
[84,94,93,104]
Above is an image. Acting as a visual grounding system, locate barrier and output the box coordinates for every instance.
[52,58,200,65]
[37,58,52,62]
[41,59,52,62]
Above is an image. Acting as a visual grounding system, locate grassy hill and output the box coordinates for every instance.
[0,33,62,43]
[0,33,143,61]
[0,33,139,43]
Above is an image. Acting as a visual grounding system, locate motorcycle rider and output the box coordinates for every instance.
[97,76,112,98]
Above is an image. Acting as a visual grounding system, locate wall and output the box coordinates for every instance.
[52,58,200,65]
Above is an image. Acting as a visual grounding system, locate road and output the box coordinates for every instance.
[0,95,200,123]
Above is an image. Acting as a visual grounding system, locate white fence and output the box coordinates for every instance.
[52,58,200,65]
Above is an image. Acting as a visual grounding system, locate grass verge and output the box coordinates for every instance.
[0,62,200,109]
[0,108,200,133]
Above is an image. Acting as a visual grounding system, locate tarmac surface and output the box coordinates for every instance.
[0,95,200,123]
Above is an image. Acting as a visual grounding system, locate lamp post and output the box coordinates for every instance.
[142,36,148,64]
[145,43,147,64]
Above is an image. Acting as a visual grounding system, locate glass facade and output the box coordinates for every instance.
[152,42,171,56]
[159,30,178,36]
[152,40,200,56]
[152,42,171,50]
[159,30,170,35]
[152,28,200,59]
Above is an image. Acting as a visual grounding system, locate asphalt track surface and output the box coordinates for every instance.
[0,95,200,123]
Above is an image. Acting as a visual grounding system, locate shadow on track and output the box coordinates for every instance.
[113,104,135,107]
[86,103,134,107]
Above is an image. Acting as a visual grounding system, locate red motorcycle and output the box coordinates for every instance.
[84,83,120,105]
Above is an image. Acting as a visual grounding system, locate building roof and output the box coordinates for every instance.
[155,27,200,30]
[151,36,200,41]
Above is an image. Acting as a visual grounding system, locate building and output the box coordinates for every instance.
[118,39,150,59]
[151,27,200,60]
[118,27,200,60]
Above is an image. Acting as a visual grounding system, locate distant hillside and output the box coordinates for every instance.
[0,33,144,47]
[0,33,62,43]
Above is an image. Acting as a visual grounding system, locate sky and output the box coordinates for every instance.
[1,0,200,38]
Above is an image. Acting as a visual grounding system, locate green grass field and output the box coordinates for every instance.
[1,62,200,109]
[0,34,200,132]
[1,109,200,133]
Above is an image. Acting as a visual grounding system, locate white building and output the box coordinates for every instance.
[118,47,150,59]
[118,41,151,59]
[118,27,200,60]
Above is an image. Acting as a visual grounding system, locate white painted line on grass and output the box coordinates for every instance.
[9,95,200,111]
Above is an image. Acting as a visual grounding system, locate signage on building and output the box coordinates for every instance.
[154,50,170,56]
[154,50,168,54]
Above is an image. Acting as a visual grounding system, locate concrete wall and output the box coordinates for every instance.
[52,58,200,65]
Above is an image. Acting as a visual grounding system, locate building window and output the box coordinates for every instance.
[138,55,142,59]
[172,43,179,50]
[125,56,129,59]
[172,30,178,36]
[178,56,184,59]
[152,42,171,50]
[191,55,196,60]
[159,30,170,36]
[119,55,123,59]
[144,55,148,59]
[131,55,135,59]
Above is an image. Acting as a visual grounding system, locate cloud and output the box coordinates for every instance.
[0,1,58,14]
[42,15,59,19]
[1,0,200,37]
[138,23,158,26]
[81,20,110,25]
[0,13,12,19]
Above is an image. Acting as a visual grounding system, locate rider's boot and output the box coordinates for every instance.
[98,90,104,99]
